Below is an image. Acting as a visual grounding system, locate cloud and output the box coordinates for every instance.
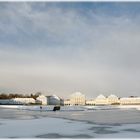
[0,2,140,98]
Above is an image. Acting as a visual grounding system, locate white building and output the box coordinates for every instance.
[36,95,47,105]
[120,97,140,105]
[107,94,119,105]
[12,98,35,104]
[70,92,86,105]
[95,94,108,105]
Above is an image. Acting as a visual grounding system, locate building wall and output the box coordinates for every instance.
[107,98,119,105]
[64,99,70,106]
[12,98,35,104]
[120,97,140,105]
[95,99,108,105]
[86,100,95,105]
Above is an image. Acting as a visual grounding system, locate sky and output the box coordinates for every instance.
[0,2,140,98]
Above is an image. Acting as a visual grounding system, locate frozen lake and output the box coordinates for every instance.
[0,105,140,138]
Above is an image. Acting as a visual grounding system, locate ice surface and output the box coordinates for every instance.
[0,117,92,138]
[1,104,140,111]
[0,116,140,138]
[1,105,140,138]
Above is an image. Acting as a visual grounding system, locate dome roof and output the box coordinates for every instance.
[108,94,118,99]
[96,94,106,99]
[50,94,60,100]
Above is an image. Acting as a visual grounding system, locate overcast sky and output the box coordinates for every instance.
[0,2,140,98]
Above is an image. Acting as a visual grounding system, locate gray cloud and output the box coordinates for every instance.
[0,3,140,98]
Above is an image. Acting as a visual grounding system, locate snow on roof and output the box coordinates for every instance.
[37,95,46,100]
[96,94,106,99]
[38,95,46,98]
[108,94,118,99]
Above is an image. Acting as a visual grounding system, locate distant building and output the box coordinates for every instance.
[70,92,86,105]
[120,97,140,105]
[86,99,95,105]
[35,94,64,106]
[95,94,108,105]
[107,94,119,105]
[36,95,47,105]
[12,98,35,104]
[64,99,70,106]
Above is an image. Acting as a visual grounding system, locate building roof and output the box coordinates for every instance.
[70,92,85,97]
[108,94,118,99]
[96,94,106,99]
[50,94,60,100]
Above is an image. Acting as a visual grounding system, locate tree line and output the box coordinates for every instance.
[0,92,42,100]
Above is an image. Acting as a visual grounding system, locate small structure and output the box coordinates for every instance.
[95,94,108,105]
[70,92,86,105]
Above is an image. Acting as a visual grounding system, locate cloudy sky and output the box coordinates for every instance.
[0,2,140,98]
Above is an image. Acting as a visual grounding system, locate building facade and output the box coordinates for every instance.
[107,94,119,105]
[86,99,95,105]
[120,97,140,105]
[94,94,108,105]
[64,99,70,106]
[70,92,86,105]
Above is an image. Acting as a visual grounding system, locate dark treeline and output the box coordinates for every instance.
[0,92,42,100]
